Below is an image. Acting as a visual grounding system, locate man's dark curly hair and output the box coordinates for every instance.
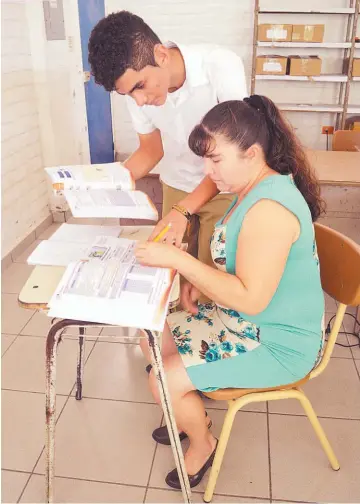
[88,11,161,92]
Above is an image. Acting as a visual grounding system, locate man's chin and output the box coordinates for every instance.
[154,96,167,106]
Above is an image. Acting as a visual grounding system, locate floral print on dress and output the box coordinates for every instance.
[170,301,261,367]
[169,223,261,368]
[210,225,227,271]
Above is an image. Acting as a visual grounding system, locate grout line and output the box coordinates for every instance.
[63,395,158,405]
[2,389,360,422]
[30,472,149,490]
[266,402,273,503]
[269,411,360,422]
[1,333,19,358]
[16,473,33,504]
[1,388,70,397]
[144,414,164,503]
[2,469,32,475]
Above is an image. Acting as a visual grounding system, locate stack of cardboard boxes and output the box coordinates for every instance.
[256,23,324,77]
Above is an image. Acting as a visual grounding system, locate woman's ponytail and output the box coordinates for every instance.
[244,95,324,221]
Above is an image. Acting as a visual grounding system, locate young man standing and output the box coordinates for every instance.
[88,11,247,266]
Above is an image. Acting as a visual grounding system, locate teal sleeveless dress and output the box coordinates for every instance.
[167,174,325,391]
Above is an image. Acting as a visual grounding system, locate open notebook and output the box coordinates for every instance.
[46,162,158,220]
[47,238,175,331]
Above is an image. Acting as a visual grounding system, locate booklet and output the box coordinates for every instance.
[28,235,133,267]
[47,238,175,331]
[45,162,158,220]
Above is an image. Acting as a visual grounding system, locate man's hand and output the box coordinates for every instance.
[149,209,188,247]
[181,282,201,314]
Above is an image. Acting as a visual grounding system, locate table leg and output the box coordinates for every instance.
[45,320,64,503]
[145,329,192,504]
[45,319,99,503]
[76,328,85,400]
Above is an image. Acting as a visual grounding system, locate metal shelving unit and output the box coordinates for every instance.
[251,0,360,129]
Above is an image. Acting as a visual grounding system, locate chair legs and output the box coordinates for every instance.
[295,388,340,471]
[203,400,239,503]
[203,388,340,503]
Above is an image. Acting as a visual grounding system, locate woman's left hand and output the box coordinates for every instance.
[135,242,182,269]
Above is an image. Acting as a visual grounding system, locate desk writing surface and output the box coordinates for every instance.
[306,150,360,186]
[18,225,155,310]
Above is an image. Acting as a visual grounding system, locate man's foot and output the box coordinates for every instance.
[145,364,152,374]
[152,413,212,445]
[165,435,218,490]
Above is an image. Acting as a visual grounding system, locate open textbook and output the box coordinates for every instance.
[47,238,176,331]
[45,162,158,220]
[27,224,123,267]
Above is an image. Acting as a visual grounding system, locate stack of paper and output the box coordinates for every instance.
[47,239,175,331]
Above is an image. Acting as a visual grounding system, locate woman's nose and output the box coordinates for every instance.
[204,159,214,175]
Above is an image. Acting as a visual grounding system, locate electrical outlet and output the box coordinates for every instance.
[322,126,334,135]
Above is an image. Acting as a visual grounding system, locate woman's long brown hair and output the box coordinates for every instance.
[189,95,324,221]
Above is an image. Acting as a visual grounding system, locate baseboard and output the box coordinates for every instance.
[1,214,54,272]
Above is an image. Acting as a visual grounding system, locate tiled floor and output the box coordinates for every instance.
[2,222,360,503]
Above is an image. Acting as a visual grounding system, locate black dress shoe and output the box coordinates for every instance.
[145,364,152,374]
[165,439,218,490]
[152,413,212,446]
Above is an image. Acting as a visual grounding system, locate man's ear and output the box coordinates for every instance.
[154,44,170,68]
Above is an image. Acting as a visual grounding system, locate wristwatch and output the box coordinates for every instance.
[172,204,192,221]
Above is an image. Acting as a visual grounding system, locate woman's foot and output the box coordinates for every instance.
[165,435,218,489]
[152,413,212,445]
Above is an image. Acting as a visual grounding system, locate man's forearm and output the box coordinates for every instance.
[178,176,219,214]
[123,148,163,181]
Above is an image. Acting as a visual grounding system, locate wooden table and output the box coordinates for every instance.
[307,150,360,186]
[18,226,190,504]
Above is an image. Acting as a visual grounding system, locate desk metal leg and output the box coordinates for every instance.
[145,330,192,504]
[45,319,97,503]
[45,320,64,503]
[76,328,85,400]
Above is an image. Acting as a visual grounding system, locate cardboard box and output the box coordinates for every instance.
[287,56,322,76]
[291,24,325,43]
[353,59,360,76]
[258,24,292,42]
[256,55,287,75]
[343,57,360,77]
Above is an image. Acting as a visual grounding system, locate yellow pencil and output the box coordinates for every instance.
[153,223,172,242]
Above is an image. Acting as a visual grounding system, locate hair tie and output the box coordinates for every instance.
[244,95,265,114]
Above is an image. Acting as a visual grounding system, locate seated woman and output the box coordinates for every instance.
[135,95,325,490]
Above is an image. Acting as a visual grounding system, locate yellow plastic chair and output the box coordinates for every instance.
[203,223,360,503]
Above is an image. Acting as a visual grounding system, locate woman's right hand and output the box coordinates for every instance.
[181,282,201,314]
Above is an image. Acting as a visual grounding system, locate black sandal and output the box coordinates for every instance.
[152,412,212,445]
[165,439,218,489]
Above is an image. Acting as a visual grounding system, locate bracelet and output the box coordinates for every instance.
[172,204,192,221]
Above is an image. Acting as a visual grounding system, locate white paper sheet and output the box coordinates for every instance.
[49,223,121,243]
[27,236,136,267]
[64,189,158,220]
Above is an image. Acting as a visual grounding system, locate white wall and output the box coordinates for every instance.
[1,0,51,258]
[106,0,360,156]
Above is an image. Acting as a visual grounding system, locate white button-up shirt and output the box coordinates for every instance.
[126,42,248,193]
